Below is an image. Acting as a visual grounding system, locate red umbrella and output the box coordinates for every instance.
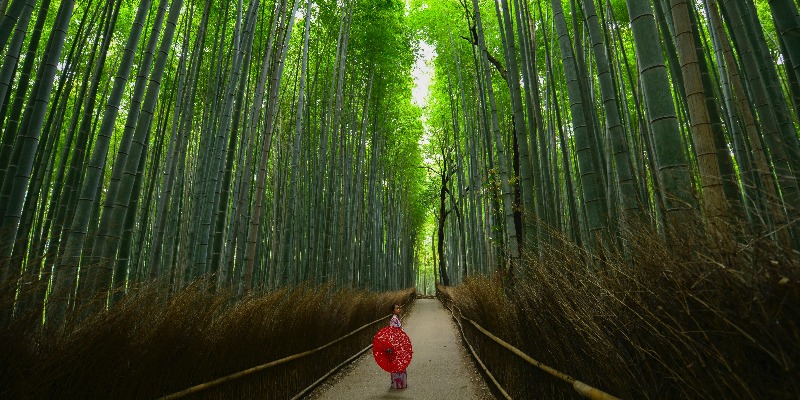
[372,326,413,373]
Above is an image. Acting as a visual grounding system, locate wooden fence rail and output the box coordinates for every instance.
[439,294,621,400]
[159,297,414,399]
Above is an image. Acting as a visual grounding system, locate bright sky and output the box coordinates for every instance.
[412,40,437,170]
[411,40,436,107]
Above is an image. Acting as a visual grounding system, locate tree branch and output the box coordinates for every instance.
[443,187,462,220]
[419,164,443,178]
[460,30,508,82]
[442,208,452,219]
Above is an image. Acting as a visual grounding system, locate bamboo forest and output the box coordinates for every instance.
[0,0,798,397]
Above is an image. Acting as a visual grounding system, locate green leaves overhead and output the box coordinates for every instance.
[0,0,426,324]
[411,0,800,284]
[0,0,799,325]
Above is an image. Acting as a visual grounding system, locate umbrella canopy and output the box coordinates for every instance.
[372,326,413,373]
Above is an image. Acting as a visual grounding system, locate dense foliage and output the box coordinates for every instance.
[414,0,800,397]
[1,0,799,396]
[0,0,426,328]
[410,0,800,284]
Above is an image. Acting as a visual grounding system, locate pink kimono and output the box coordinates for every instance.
[389,314,408,389]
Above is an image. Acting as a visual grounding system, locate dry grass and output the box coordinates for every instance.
[440,224,799,399]
[0,281,415,399]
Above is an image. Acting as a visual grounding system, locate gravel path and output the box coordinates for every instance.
[307,298,495,400]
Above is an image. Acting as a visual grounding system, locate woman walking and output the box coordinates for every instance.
[388,304,407,389]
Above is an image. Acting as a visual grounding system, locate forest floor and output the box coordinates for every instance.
[307,298,496,400]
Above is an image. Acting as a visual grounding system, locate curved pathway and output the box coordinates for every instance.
[308,298,495,399]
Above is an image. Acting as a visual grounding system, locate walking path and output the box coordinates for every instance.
[308,298,495,399]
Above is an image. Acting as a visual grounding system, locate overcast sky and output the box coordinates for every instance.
[412,40,436,107]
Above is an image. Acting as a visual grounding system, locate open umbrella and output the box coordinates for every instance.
[372,326,413,373]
